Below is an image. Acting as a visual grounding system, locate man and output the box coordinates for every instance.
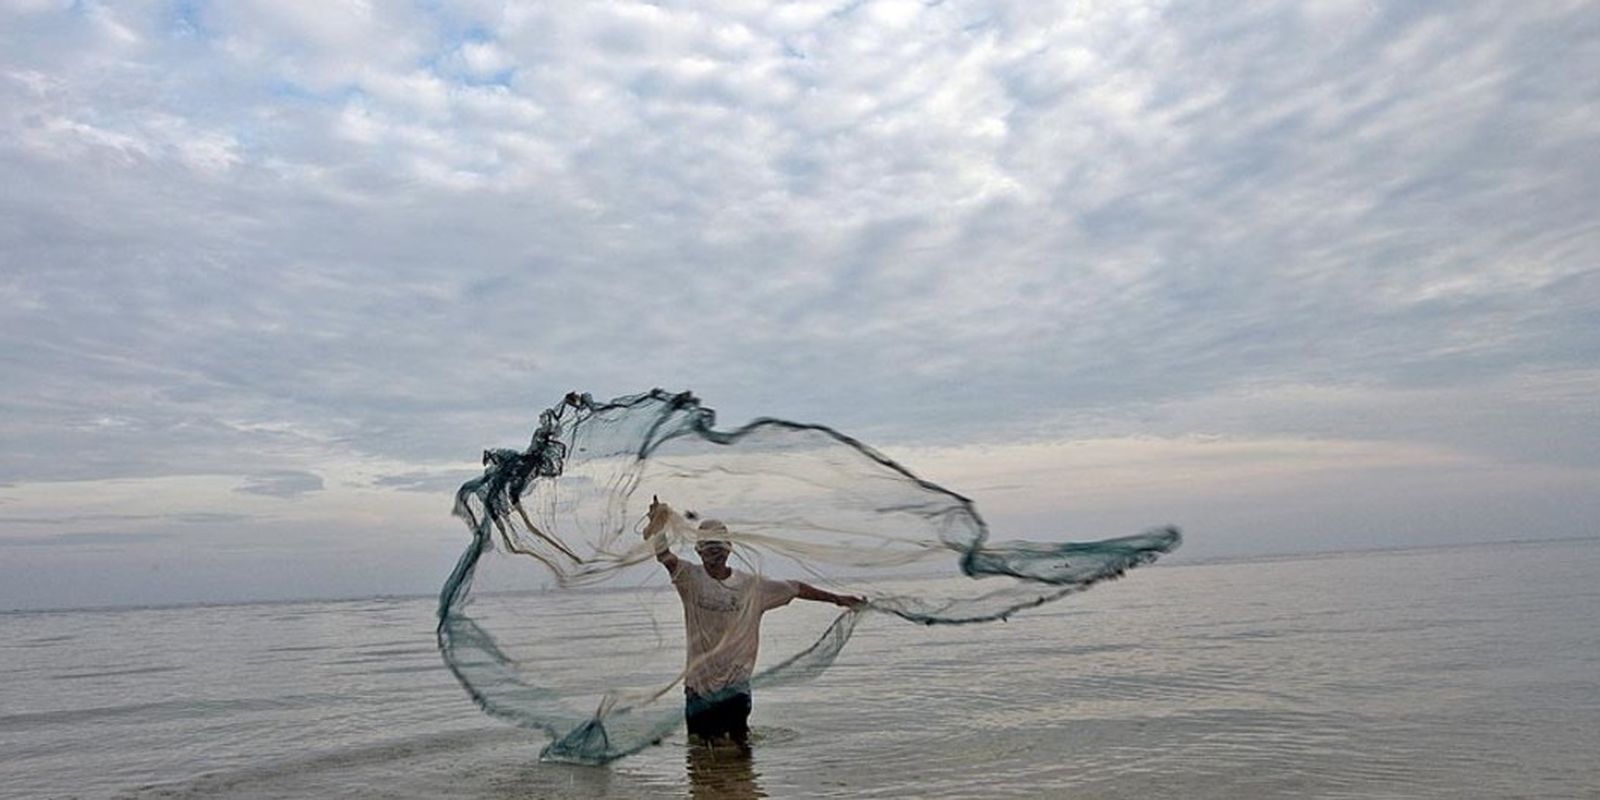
[643,496,863,744]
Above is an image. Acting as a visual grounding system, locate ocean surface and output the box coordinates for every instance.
[3,538,1597,799]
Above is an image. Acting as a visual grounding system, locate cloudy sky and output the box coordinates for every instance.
[2,0,1596,610]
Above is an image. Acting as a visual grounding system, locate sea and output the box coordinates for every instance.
[3,538,1597,799]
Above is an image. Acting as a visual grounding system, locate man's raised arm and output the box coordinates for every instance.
[643,496,679,573]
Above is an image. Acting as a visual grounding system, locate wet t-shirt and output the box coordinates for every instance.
[671,563,798,694]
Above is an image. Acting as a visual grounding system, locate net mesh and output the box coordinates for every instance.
[438,390,1181,763]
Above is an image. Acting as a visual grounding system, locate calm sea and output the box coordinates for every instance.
[3,538,1597,799]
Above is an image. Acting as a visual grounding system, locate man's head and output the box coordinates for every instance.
[694,520,731,567]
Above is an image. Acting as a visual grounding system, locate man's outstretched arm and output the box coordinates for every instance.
[795,582,866,609]
[644,496,679,573]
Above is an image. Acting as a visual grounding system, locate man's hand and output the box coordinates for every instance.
[838,594,867,610]
[644,495,670,538]
[644,495,679,571]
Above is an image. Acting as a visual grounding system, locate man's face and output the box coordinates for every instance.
[696,542,730,567]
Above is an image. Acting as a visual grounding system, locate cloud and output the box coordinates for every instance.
[0,0,1596,606]
[172,511,254,525]
[371,469,480,493]
[235,470,325,498]
[0,510,250,525]
[0,531,175,548]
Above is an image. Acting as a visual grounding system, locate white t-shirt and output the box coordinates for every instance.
[671,562,799,694]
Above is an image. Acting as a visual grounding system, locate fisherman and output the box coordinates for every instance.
[643,496,863,744]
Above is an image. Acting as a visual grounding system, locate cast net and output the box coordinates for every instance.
[438,390,1180,763]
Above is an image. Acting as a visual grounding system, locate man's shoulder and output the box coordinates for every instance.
[674,562,721,589]
[668,558,696,585]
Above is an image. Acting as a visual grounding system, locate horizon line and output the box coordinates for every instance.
[3,533,1595,616]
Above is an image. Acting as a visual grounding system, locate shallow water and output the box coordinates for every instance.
[3,539,1597,798]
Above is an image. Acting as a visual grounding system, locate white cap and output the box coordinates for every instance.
[695,519,731,549]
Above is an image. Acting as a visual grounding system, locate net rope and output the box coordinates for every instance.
[438,389,1180,762]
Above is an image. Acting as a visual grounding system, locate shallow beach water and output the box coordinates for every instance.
[3,538,1597,799]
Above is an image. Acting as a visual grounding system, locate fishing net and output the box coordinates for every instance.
[438,390,1180,763]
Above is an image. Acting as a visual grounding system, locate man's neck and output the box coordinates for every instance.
[703,563,733,580]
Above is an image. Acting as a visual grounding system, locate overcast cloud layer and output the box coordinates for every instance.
[2,0,1597,609]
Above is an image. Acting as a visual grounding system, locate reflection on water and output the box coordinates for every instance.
[686,737,765,800]
[4,539,1598,798]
